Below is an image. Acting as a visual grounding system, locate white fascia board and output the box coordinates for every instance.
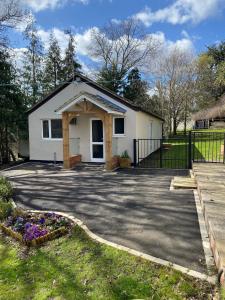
[56,94,125,115]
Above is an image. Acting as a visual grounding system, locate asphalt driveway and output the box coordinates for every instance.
[2,162,206,273]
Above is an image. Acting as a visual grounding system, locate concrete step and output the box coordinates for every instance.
[172,177,197,189]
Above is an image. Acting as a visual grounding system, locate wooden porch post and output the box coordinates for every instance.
[62,112,70,169]
[104,114,113,170]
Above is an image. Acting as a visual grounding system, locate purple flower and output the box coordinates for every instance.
[39,217,45,225]
[25,222,32,230]
[16,217,24,223]
[23,224,48,241]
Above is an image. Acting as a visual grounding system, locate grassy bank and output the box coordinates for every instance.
[0,225,215,300]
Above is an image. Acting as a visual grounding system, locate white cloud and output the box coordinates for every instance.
[37,28,70,52]
[37,27,100,59]
[181,30,189,39]
[75,27,100,57]
[134,0,225,26]
[11,26,194,77]
[169,38,193,52]
[148,31,194,53]
[111,18,121,24]
[22,0,89,12]
[36,26,194,65]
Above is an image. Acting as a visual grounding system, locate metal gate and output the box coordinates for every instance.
[192,131,225,163]
[134,131,225,169]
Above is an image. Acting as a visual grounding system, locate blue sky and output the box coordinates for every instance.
[10,0,225,73]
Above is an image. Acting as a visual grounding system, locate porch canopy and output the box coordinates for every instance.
[55,92,126,169]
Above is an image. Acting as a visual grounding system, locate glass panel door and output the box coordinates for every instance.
[91,119,104,162]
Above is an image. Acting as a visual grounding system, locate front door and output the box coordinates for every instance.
[90,119,104,162]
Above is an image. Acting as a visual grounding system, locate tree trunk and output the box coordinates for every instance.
[173,117,177,136]
[184,114,187,135]
[9,149,16,162]
[5,125,9,163]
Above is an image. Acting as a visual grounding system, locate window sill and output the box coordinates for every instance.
[113,134,126,138]
[42,138,63,141]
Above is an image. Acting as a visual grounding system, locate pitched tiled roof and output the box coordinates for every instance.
[27,72,164,121]
[55,92,126,114]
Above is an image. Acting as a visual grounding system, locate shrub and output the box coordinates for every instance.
[0,177,13,202]
[120,150,130,159]
[0,200,13,221]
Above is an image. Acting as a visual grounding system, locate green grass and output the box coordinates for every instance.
[177,129,225,134]
[221,287,225,300]
[0,225,215,300]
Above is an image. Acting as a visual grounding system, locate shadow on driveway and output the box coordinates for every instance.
[2,162,206,273]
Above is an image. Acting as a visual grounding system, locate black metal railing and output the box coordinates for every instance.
[134,131,225,169]
[192,131,225,163]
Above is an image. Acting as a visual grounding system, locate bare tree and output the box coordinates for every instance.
[155,48,196,135]
[89,19,159,92]
[0,0,24,46]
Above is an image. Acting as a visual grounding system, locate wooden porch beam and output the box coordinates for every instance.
[62,112,70,169]
[104,113,113,170]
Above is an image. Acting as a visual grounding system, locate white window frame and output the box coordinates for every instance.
[113,116,125,137]
[90,118,105,162]
[41,119,63,140]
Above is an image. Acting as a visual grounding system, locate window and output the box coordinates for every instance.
[42,119,62,139]
[113,117,125,136]
[42,120,49,138]
[51,119,62,138]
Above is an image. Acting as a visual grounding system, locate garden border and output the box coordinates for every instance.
[0,223,68,246]
[26,208,216,285]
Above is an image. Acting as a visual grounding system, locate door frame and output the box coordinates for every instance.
[90,118,105,162]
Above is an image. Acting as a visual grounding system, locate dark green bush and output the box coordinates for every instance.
[0,200,13,220]
[0,177,13,202]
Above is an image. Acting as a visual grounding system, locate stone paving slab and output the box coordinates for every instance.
[193,163,225,283]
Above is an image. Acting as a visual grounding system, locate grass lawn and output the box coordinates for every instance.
[0,225,215,300]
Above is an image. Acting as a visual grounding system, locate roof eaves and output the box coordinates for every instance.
[27,72,164,121]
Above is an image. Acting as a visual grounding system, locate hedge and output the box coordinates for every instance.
[0,177,13,202]
[0,200,13,221]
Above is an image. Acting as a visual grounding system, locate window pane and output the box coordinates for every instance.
[51,119,62,138]
[92,120,103,142]
[114,118,124,134]
[93,145,103,158]
[43,120,49,138]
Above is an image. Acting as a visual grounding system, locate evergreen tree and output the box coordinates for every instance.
[43,33,63,92]
[207,41,225,66]
[23,21,43,105]
[123,68,149,105]
[0,49,26,163]
[97,64,125,93]
[62,30,81,81]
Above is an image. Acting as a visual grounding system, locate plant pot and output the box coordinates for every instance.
[119,158,132,168]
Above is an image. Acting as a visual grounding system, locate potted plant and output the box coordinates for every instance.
[119,150,131,168]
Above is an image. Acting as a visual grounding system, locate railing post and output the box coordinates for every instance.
[223,133,225,164]
[193,131,195,163]
[160,138,163,168]
[133,139,137,167]
[188,131,192,169]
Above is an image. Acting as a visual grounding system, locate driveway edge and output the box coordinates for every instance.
[24,208,215,285]
[193,190,217,275]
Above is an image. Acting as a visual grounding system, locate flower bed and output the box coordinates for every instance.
[0,211,72,246]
